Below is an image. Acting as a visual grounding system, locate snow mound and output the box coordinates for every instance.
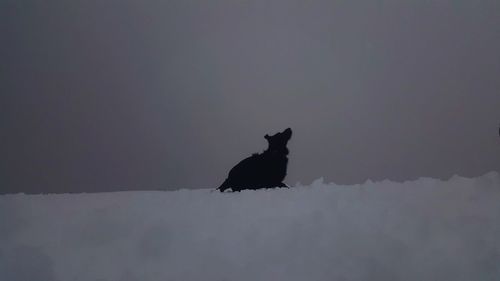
[1,172,500,281]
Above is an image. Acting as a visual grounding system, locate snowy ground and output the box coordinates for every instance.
[1,173,500,281]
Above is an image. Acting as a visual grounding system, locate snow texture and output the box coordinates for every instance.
[1,172,500,281]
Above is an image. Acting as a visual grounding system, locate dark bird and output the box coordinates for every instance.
[217,128,292,192]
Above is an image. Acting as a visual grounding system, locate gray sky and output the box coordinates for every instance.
[2,0,500,194]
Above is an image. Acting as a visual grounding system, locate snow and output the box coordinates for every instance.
[1,172,500,281]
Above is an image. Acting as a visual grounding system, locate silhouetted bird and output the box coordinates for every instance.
[217,128,292,192]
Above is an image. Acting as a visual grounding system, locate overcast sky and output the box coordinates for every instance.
[2,0,500,194]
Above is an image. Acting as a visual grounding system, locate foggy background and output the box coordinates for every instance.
[2,0,500,194]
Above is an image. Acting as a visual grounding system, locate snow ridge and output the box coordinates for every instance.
[1,172,499,281]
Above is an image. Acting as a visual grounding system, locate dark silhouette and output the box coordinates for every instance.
[217,128,293,192]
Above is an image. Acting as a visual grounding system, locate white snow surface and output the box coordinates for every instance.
[1,173,500,281]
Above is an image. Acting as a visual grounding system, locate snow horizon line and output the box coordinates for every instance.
[3,170,498,196]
